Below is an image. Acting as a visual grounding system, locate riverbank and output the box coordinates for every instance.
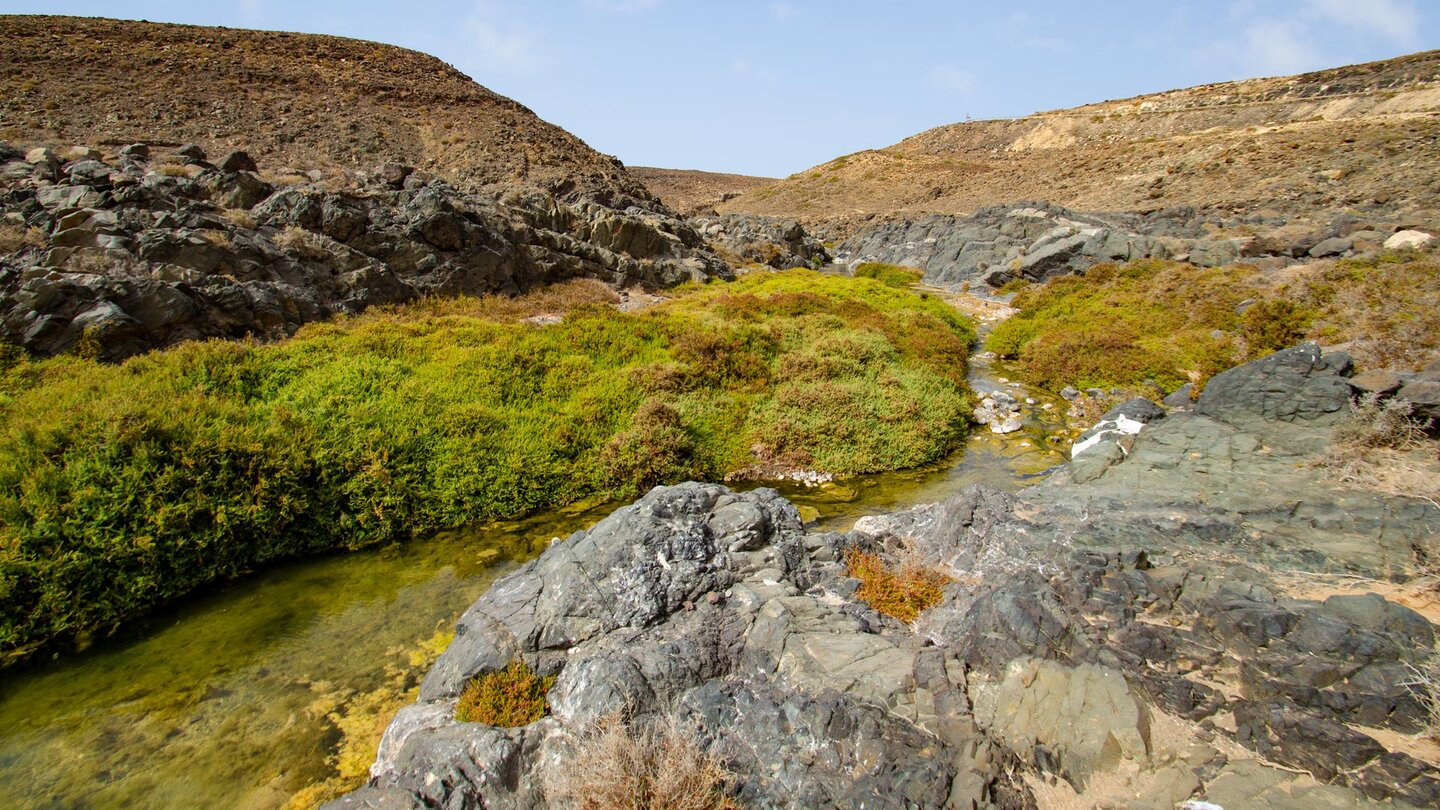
[0,270,974,665]
[335,342,1440,809]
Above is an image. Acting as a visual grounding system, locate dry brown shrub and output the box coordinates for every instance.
[543,714,735,810]
[382,278,620,322]
[845,549,951,623]
[1403,652,1440,740]
[1333,393,1432,449]
[274,225,338,261]
[221,209,257,229]
[0,222,45,253]
[1315,394,1439,507]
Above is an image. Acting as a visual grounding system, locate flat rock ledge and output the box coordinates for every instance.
[328,344,1440,809]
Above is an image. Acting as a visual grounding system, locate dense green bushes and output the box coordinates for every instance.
[854,262,924,288]
[988,260,1307,391]
[0,271,974,661]
[988,251,1440,393]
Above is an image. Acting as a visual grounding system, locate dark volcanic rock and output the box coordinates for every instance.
[331,344,1439,809]
[0,148,731,361]
[1195,342,1354,447]
[690,213,829,269]
[833,202,1170,288]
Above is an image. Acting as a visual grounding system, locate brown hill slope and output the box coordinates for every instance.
[0,15,655,206]
[630,166,775,215]
[722,50,1440,225]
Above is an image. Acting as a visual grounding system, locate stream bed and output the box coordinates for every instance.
[0,319,1072,809]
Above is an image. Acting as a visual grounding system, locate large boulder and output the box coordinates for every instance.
[1195,342,1353,447]
[974,657,1152,788]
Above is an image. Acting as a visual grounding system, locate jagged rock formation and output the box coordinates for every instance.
[691,213,829,270]
[831,199,1440,290]
[722,50,1440,227]
[833,202,1171,287]
[0,15,657,208]
[330,342,1440,809]
[0,143,728,360]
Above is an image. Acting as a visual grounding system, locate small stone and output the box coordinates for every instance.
[1308,236,1352,258]
[1348,370,1404,398]
[25,147,56,165]
[1384,230,1433,251]
[119,143,150,160]
[174,144,207,163]
[215,151,258,173]
[379,163,414,187]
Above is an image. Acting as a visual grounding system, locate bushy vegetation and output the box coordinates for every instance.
[0,271,974,660]
[989,251,1440,393]
[845,550,951,623]
[989,259,1309,391]
[1293,251,1440,371]
[854,262,924,288]
[455,660,554,726]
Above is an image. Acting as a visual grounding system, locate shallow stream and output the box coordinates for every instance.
[0,314,1072,809]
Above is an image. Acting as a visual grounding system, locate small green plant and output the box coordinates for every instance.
[845,549,950,623]
[455,660,554,726]
[854,262,924,288]
[1240,299,1312,359]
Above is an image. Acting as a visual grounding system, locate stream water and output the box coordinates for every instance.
[0,316,1073,809]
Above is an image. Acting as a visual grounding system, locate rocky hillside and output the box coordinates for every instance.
[0,143,727,360]
[630,167,775,216]
[723,50,1440,228]
[0,15,657,207]
[328,344,1440,809]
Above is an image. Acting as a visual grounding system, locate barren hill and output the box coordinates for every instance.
[0,15,656,207]
[722,50,1440,227]
[630,166,775,216]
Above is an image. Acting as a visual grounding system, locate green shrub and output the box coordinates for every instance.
[854,262,924,288]
[990,260,1268,391]
[1240,299,1313,359]
[0,271,975,661]
[455,660,554,726]
[989,251,1440,393]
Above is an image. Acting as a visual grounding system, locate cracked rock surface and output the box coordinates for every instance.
[329,344,1440,809]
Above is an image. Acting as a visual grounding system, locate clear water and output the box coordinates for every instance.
[0,341,1072,809]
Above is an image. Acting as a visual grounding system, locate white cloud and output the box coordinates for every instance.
[930,64,977,96]
[584,0,662,11]
[466,2,539,73]
[1306,0,1420,48]
[1241,18,1323,74]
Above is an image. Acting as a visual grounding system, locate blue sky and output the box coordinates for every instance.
[3,1,1437,176]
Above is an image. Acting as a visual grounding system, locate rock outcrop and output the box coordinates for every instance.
[0,144,729,360]
[831,200,1430,291]
[691,213,829,270]
[833,202,1170,288]
[333,343,1440,809]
